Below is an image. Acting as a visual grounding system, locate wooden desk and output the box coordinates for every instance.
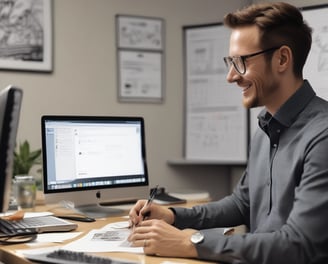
[0,202,215,264]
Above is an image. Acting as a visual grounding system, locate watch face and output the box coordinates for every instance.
[191,231,204,244]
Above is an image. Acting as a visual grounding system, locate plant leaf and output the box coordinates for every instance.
[13,140,42,176]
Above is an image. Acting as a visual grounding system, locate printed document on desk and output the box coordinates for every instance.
[62,221,143,253]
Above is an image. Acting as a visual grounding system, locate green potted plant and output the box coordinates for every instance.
[13,140,42,188]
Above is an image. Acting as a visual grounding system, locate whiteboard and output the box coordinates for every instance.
[183,23,248,163]
[302,4,328,100]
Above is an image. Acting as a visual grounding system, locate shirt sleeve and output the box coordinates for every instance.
[172,136,328,264]
[173,170,250,230]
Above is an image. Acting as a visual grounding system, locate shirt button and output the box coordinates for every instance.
[273,143,277,148]
[277,129,281,133]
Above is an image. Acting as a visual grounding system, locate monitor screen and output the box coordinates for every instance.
[0,85,23,213]
[41,115,149,218]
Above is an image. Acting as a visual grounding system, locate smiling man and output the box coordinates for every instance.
[128,2,328,263]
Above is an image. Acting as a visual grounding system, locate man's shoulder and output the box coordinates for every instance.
[300,96,328,133]
[309,96,328,116]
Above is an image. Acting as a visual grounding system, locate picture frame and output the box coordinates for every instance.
[116,15,164,51]
[116,14,165,103]
[0,0,53,72]
[117,50,164,103]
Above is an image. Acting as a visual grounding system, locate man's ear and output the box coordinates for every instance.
[277,45,292,73]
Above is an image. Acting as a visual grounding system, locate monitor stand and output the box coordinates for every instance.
[75,204,124,218]
[75,200,137,218]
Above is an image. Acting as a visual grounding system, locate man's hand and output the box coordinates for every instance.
[128,219,198,258]
[128,199,175,227]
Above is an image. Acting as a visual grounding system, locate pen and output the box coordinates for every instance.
[142,184,159,220]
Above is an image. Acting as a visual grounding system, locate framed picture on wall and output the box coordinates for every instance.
[116,15,164,51]
[0,0,53,72]
[116,14,165,103]
[117,50,164,102]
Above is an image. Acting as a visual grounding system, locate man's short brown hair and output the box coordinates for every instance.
[224,2,312,78]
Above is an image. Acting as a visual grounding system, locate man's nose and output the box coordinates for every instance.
[226,66,241,83]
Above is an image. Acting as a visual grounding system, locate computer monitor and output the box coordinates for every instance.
[0,85,23,213]
[41,115,149,218]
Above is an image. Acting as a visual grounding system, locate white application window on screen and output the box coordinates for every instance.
[74,125,144,178]
[52,123,144,182]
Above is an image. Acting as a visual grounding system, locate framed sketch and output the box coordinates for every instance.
[117,50,163,102]
[116,15,164,51]
[0,0,53,72]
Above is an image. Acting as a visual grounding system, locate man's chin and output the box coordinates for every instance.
[243,98,259,109]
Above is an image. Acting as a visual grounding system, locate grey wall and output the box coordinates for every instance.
[1,0,327,200]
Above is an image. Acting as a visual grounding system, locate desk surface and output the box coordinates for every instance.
[0,201,215,264]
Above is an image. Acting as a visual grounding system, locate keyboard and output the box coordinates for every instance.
[0,218,38,243]
[24,249,139,264]
[0,215,77,234]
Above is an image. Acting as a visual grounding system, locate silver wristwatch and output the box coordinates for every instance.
[190,231,204,244]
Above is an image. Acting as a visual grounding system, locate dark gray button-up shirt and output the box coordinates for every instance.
[173,80,328,264]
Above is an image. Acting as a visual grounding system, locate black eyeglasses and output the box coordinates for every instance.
[223,46,281,75]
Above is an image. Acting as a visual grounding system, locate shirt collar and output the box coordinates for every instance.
[258,80,315,128]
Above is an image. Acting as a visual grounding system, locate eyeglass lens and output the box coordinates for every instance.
[224,46,281,75]
[224,57,245,75]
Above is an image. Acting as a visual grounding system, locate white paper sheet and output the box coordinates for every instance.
[62,221,143,253]
[27,232,82,244]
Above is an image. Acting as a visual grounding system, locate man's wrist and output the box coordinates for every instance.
[168,207,176,225]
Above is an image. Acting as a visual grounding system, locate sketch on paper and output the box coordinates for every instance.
[0,0,52,71]
[117,15,163,50]
[0,0,43,61]
[118,50,162,102]
[92,231,128,242]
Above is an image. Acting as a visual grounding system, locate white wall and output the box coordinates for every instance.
[1,0,326,200]
[0,0,249,200]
